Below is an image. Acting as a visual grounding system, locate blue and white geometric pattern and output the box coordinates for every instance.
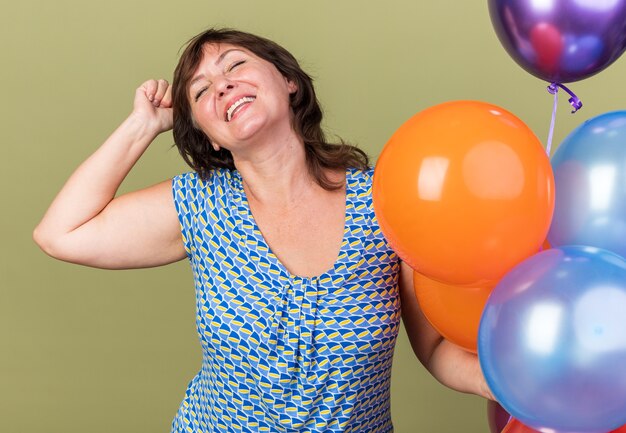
[171,167,401,432]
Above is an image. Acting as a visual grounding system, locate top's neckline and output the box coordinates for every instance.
[231,168,354,282]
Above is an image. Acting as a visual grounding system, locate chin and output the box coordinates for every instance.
[232,116,270,140]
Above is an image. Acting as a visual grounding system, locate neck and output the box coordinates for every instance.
[233,135,314,206]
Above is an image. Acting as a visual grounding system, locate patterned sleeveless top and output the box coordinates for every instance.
[170,167,400,432]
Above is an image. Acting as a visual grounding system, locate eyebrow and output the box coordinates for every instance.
[189,48,246,88]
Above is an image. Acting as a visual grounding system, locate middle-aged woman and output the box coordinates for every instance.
[34,28,492,432]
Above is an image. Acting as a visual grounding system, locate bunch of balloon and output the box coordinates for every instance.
[373,100,555,352]
[478,4,626,431]
[488,0,626,151]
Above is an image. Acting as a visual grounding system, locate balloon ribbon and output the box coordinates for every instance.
[545,82,582,155]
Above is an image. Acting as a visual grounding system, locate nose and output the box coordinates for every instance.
[216,80,235,99]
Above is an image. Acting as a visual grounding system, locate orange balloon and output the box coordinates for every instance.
[373,101,554,286]
[413,271,493,352]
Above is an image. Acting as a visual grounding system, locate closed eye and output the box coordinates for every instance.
[228,60,245,72]
[194,87,208,101]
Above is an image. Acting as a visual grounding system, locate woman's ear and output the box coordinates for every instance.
[212,142,221,151]
[287,79,297,94]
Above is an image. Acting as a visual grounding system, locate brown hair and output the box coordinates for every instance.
[171,28,369,190]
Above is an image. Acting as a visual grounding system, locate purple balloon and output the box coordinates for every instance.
[489,0,626,83]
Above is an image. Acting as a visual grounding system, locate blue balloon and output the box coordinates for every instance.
[548,111,626,258]
[479,246,626,433]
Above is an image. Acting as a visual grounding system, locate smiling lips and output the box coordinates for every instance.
[226,96,256,122]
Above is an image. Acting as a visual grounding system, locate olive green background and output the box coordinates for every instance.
[2,0,625,432]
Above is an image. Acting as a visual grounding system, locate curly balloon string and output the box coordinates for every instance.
[545,83,583,156]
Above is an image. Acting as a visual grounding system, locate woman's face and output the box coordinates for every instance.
[187,43,297,150]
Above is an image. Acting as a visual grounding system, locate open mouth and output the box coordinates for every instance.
[226,96,256,122]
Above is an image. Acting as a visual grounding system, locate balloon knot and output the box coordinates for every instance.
[547,83,558,95]
[547,82,583,113]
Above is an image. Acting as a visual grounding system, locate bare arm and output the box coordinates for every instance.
[399,262,494,400]
[33,79,187,269]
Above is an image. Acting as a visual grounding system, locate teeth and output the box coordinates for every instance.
[226,96,255,122]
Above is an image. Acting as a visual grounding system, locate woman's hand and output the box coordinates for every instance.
[399,262,496,400]
[131,79,173,135]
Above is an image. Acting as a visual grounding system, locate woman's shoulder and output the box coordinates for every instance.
[173,168,235,187]
[347,166,375,188]
[172,168,237,202]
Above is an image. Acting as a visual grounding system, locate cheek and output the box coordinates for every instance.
[192,103,220,130]
[189,111,219,144]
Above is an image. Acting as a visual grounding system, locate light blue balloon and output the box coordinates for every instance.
[548,111,626,257]
[478,246,626,433]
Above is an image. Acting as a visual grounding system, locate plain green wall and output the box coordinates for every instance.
[3,1,625,432]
